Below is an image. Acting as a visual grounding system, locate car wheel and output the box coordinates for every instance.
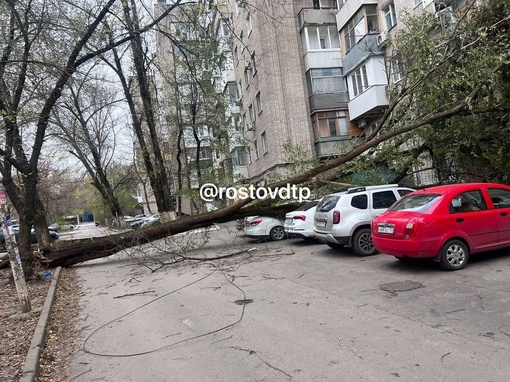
[270,226,286,241]
[326,243,344,249]
[352,227,377,256]
[440,240,469,271]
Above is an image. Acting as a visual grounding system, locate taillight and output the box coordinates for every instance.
[293,215,306,221]
[404,217,419,238]
[250,219,262,226]
[332,210,340,224]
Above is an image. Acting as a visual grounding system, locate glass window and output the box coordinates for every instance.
[251,52,257,74]
[317,195,341,212]
[307,26,340,50]
[391,59,402,83]
[372,191,397,209]
[307,67,345,95]
[254,140,259,159]
[246,13,252,35]
[232,147,248,167]
[450,190,487,213]
[390,194,440,212]
[312,111,349,140]
[351,195,368,209]
[488,188,510,208]
[256,92,262,114]
[351,64,369,97]
[261,131,268,153]
[384,3,397,30]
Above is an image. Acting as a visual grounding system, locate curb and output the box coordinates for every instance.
[20,266,62,382]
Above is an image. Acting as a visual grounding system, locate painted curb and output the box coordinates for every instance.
[19,266,62,382]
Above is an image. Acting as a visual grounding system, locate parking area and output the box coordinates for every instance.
[68,224,510,381]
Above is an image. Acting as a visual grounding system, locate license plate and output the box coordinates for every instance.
[378,224,394,234]
[316,220,326,228]
[285,218,293,225]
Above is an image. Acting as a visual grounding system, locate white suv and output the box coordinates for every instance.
[314,184,414,256]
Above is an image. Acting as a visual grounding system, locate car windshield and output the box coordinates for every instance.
[389,193,441,212]
[316,195,341,212]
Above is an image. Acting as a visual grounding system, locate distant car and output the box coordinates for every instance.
[371,183,510,271]
[141,214,161,228]
[244,216,286,241]
[0,227,59,250]
[284,200,320,240]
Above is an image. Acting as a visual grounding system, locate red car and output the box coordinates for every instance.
[371,183,510,271]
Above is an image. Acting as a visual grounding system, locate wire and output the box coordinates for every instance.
[82,266,247,357]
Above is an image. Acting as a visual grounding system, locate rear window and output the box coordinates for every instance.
[389,193,441,212]
[295,200,319,211]
[372,190,398,209]
[317,195,341,212]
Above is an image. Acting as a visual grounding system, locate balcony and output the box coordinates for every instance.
[314,137,354,158]
[348,84,389,121]
[303,50,342,72]
[309,91,349,113]
[298,8,337,28]
[336,0,378,29]
[343,34,383,74]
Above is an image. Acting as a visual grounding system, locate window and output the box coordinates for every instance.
[343,6,378,52]
[232,147,248,167]
[233,115,242,132]
[384,3,397,30]
[313,0,337,9]
[251,52,257,75]
[253,140,259,159]
[261,131,268,153]
[233,47,239,66]
[226,82,238,103]
[351,195,368,210]
[246,13,252,35]
[244,69,250,88]
[414,0,422,6]
[450,191,487,213]
[237,81,243,99]
[248,104,255,122]
[307,68,344,95]
[306,26,340,50]
[373,191,397,209]
[391,59,402,83]
[240,31,245,51]
[488,188,510,209]
[312,111,349,139]
[255,92,262,114]
[351,64,369,97]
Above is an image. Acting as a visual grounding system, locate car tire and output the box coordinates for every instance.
[440,239,469,271]
[352,227,377,256]
[326,243,344,250]
[270,226,286,241]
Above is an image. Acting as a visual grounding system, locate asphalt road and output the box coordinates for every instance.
[67,223,510,381]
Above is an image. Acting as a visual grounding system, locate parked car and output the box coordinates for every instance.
[0,226,59,250]
[284,200,320,240]
[141,214,161,228]
[314,184,415,256]
[372,183,510,271]
[244,216,286,241]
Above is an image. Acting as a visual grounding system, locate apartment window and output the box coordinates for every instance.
[240,31,245,51]
[306,26,340,50]
[233,47,239,66]
[351,64,369,97]
[232,147,248,167]
[226,82,238,103]
[261,132,268,154]
[313,0,337,9]
[233,115,243,132]
[244,69,250,88]
[366,5,379,33]
[312,111,348,140]
[384,3,397,30]
[307,68,344,94]
[256,92,262,114]
[343,11,364,52]
[246,12,252,35]
[237,81,243,99]
[253,140,259,159]
[249,104,255,122]
[414,0,422,6]
[251,52,257,75]
[391,59,402,83]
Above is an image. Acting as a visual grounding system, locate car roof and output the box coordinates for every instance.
[413,183,509,195]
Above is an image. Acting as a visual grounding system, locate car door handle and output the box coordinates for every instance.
[456,218,464,223]
[501,212,508,217]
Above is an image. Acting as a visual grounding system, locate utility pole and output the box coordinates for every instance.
[0,188,31,313]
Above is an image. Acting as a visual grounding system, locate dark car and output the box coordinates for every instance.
[0,226,59,250]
